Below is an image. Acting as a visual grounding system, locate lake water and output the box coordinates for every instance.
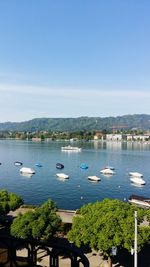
[0,140,150,210]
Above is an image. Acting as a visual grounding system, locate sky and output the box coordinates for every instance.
[0,0,150,122]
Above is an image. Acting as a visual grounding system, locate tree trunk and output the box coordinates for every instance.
[108,256,112,267]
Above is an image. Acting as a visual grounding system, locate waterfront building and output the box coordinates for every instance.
[106,134,123,141]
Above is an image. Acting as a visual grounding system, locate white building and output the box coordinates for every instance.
[106,134,122,141]
[127,134,150,142]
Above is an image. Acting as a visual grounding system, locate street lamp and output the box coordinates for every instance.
[134,211,138,267]
[131,211,138,267]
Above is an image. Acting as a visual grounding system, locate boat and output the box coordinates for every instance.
[14,161,23,166]
[56,163,64,169]
[104,166,115,170]
[88,176,101,181]
[35,163,43,167]
[130,177,146,185]
[56,173,69,179]
[100,168,115,175]
[80,163,88,169]
[61,145,82,152]
[129,195,150,208]
[20,167,35,174]
[129,172,143,178]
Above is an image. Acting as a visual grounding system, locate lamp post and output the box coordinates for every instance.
[134,211,138,267]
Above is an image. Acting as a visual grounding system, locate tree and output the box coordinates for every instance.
[68,199,150,267]
[0,189,23,214]
[11,199,61,241]
[146,209,150,222]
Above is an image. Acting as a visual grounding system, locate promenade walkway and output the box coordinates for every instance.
[8,207,76,224]
[57,209,76,223]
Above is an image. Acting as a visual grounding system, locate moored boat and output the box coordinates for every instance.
[14,161,23,166]
[130,177,146,185]
[129,172,143,178]
[88,176,101,182]
[20,167,35,174]
[56,163,64,169]
[100,168,115,175]
[104,166,115,170]
[61,145,82,152]
[129,195,150,208]
[56,173,69,179]
[35,163,43,167]
[80,163,88,169]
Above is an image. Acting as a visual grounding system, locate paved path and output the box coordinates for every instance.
[57,209,76,223]
[8,207,76,224]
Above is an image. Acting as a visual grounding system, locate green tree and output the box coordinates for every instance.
[0,189,23,214]
[9,192,23,210]
[11,199,61,241]
[68,199,150,267]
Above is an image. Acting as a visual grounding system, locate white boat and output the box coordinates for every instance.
[130,177,146,185]
[129,172,143,178]
[100,168,115,175]
[14,161,23,166]
[56,173,69,179]
[61,145,82,152]
[20,167,35,174]
[88,176,101,181]
[129,195,150,208]
[104,166,115,170]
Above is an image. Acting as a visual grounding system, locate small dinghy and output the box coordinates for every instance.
[20,167,35,174]
[56,173,69,179]
[80,163,88,169]
[129,172,143,178]
[88,176,101,182]
[35,163,43,167]
[130,177,146,185]
[56,163,64,169]
[100,168,115,175]
[14,161,23,166]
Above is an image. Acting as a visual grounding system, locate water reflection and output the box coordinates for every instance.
[20,173,33,178]
[130,183,145,188]
[106,141,122,151]
[57,177,68,182]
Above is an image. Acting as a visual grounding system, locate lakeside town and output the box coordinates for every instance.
[1,130,150,143]
[0,0,150,266]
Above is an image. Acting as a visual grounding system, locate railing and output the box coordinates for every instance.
[0,235,89,267]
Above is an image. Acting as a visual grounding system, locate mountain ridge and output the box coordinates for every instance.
[0,114,150,132]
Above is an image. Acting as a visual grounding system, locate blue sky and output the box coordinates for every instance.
[0,1,150,122]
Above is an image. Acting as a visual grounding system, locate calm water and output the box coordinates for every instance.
[0,140,150,210]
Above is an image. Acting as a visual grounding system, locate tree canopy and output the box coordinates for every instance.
[68,199,150,258]
[0,189,23,215]
[11,199,61,241]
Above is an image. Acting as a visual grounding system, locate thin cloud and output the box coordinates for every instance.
[0,83,149,122]
[0,83,150,98]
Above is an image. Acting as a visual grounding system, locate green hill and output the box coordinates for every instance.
[0,114,150,132]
